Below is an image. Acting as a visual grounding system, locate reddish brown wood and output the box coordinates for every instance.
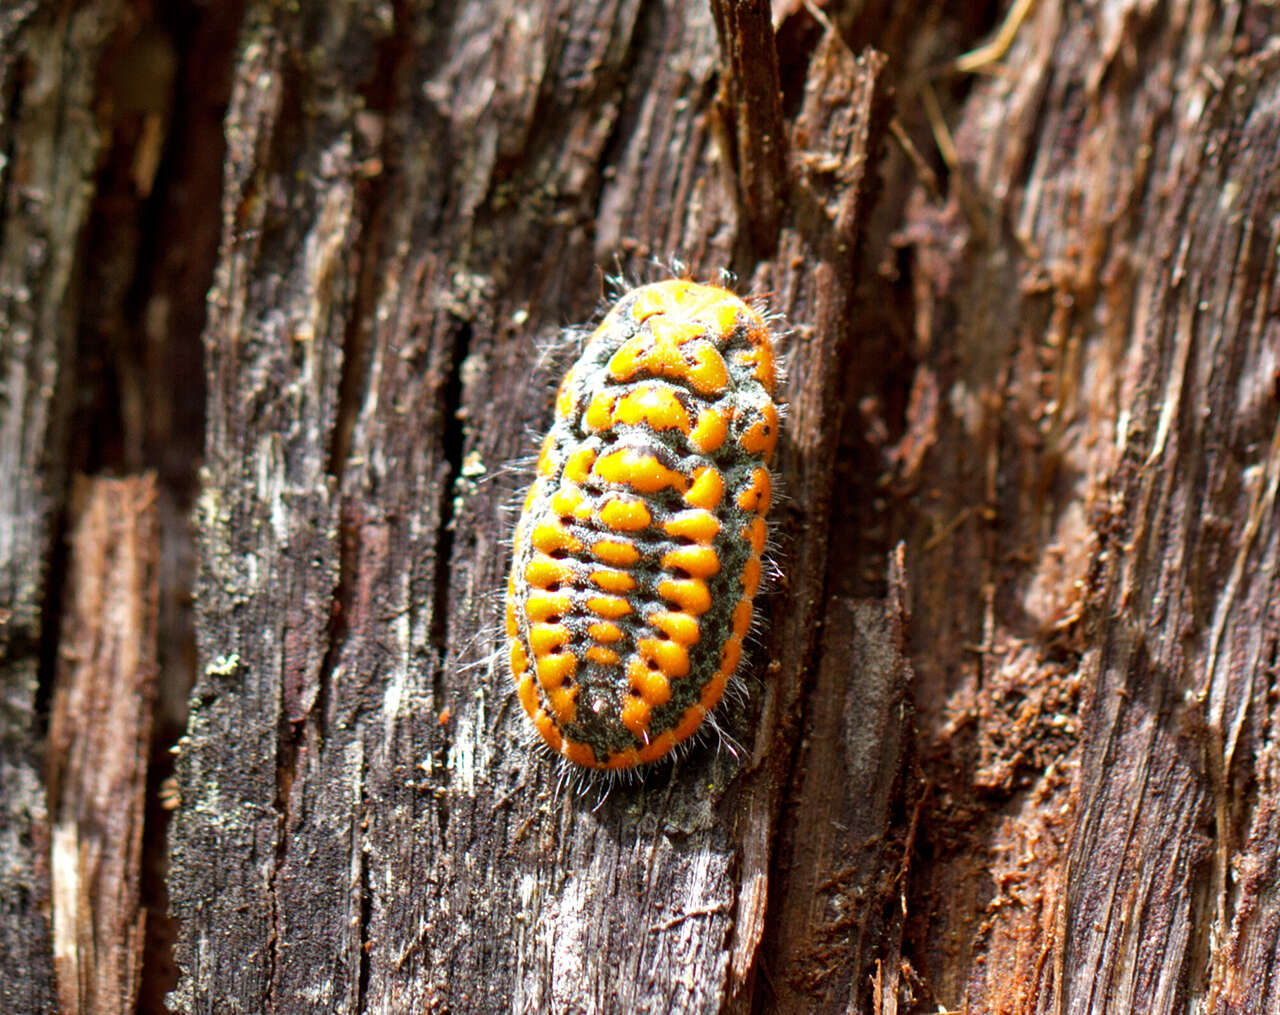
[46,475,159,1015]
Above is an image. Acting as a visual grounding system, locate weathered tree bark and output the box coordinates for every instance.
[889,8,1280,1011]
[168,4,889,1011]
[4,0,1280,1013]
[0,4,131,1012]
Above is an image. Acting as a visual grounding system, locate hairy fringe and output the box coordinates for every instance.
[458,260,792,799]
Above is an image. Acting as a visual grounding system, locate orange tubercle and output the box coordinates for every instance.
[660,545,721,579]
[599,496,652,532]
[620,695,652,738]
[614,386,691,433]
[662,508,720,543]
[591,538,641,566]
[546,684,579,723]
[563,446,597,484]
[584,392,616,431]
[524,590,571,622]
[524,554,575,590]
[638,637,690,678]
[589,568,637,593]
[735,468,772,514]
[530,521,583,555]
[684,467,724,510]
[535,652,576,689]
[738,403,779,458]
[657,578,712,616]
[528,622,569,656]
[586,594,632,619]
[587,621,623,643]
[649,610,701,646]
[628,658,672,705]
[689,407,729,452]
[594,448,688,494]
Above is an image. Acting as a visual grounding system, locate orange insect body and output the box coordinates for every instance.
[507,280,779,769]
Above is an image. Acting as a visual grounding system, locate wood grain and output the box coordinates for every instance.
[47,475,159,1015]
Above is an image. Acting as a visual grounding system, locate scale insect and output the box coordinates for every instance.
[506,278,780,770]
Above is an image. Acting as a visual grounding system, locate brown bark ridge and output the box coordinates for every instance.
[46,475,159,1015]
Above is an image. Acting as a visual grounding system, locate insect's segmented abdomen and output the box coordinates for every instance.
[507,280,779,769]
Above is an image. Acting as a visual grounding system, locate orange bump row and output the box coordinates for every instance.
[607,329,730,397]
[629,279,727,323]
